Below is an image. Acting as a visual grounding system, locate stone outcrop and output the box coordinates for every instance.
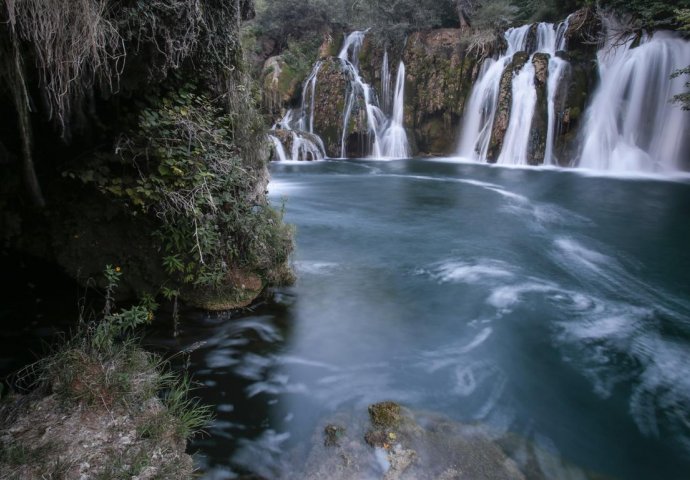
[296,402,527,480]
[528,52,550,165]
[551,7,602,165]
[262,56,303,117]
[311,58,369,158]
[402,29,487,155]
[487,51,529,163]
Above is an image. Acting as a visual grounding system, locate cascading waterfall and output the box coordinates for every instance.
[578,31,690,172]
[380,62,411,159]
[272,31,410,160]
[457,22,571,165]
[268,62,327,161]
[296,61,322,134]
[291,132,326,161]
[496,61,537,165]
[338,31,386,158]
[381,50,392,114]
[456,25,531,161]
[268,134,288,162]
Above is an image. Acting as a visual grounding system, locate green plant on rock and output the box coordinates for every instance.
[72,83,293,294]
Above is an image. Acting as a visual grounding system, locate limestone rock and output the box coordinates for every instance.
[487,51,529,163]
[402,29,490,155]
[528,52,550,165]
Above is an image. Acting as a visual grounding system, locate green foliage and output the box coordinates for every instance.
[12,268,211,434]
[71,83,293,291]
[598,0,690,29]
[672,9,690,110]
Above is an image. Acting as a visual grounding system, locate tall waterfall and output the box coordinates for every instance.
[336,31,411,159]
[269,61,327,161]
[380,62,411,159]
[338,31,385,158]
[457,22,570,165]
[456,25,532,161]
[381,50,392,115]
[578,31,690,172]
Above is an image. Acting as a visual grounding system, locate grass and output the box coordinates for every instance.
[0,266,212,479]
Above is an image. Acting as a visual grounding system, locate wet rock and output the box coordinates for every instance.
[261,56,303,117]
[311,57,369,158]
[564,7,602,56]
[182,268,263,311]
[402,29,490,155]
[369,401,403,428]
[528,52,550,165]
[324,424,347,447]
[384,446,417,480]
[487,51,530,163]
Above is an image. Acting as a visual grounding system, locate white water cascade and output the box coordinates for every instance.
[338,31,385,158]
[457,22,571,165]
[337,31,411,159]
[268,135,288,162]
[380,62,411,159]
[381,50,392,114]
[578,31,690,172]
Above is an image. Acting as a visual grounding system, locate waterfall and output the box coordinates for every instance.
[269,132,326,162]
[380,62,411,159]
[337,31,410,159]
[296,61,323,133]
[291,132,326,161]
[269,135,288,162]
[496,62,537,165]
[456,25,531,160]
[338,31,386,158]
[381,50,392,114]
[578,31,690,172]
[457,22,571,165]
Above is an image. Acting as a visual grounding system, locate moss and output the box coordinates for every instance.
[368,401,403,428]
[182,269,264,311]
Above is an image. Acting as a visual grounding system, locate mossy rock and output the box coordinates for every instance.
[368,401,403,429]
[182,269,263,311]
[401,28,484,155]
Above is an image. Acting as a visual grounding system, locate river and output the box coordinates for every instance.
[149,159,690,479]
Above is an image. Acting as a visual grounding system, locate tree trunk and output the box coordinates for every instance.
[456,0,474,31]
[10,35,45,208]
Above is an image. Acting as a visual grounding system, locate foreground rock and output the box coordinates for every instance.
[294,401,526,480]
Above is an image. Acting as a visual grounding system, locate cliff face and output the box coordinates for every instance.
[402,29,484,156]
[0,0,294,309]
[259,8,603,161]
[553,8,601,165]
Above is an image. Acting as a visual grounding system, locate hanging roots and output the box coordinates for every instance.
[4,0,125,138]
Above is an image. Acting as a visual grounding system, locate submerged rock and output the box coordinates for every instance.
[324,424,347,447]
[295,402,527,480]
[369,401,404,428]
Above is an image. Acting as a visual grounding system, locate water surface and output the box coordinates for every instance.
[159,159,690,479]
